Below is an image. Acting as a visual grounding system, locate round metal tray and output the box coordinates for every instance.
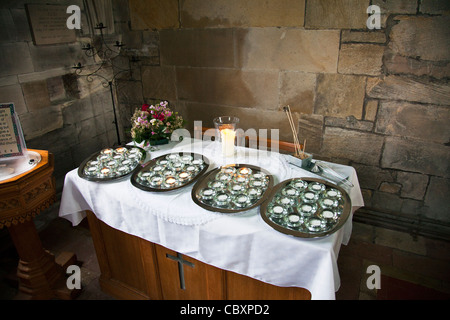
[131,152,210,192]
[260,177,352,239]
[191,164,274,213]
[78,145,146,182]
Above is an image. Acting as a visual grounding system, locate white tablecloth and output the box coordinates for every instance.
[59,139,364,300]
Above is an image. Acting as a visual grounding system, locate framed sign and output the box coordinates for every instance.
[0,103,26,159]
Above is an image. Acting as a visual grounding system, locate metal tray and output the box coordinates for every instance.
[191,164,274,213]
[131,152,210,192]
[260,177,352,239]
[78,145,146,182]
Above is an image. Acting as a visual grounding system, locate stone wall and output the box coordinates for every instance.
[118,0,450,236]
[0,0,123,192]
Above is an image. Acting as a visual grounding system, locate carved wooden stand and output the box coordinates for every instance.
[0,150,80,300]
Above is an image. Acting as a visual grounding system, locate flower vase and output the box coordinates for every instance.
[149,138,169,146]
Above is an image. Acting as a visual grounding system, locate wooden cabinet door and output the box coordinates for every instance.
[154,244,225,300]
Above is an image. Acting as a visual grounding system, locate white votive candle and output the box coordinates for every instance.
[220,129,235,157]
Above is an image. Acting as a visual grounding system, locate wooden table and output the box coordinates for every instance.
[0,150,80,300]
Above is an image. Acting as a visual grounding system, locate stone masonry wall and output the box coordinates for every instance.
[117,0,450,231]
[0,0,124,192]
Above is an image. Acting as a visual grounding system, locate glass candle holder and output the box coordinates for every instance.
[290,179,308,191]
[318,209,338,225]
[164,176,178,188]
[162,168,176,177]
[100,148,114,156]
[208,179,226,191]
[117,165,130,175]
[213,192,231,208]
[274,195,295,207]
[237,167,252,175]
[281,186,299,198]
[199,187,216,201]
[99,167,113,177]
[296,202,318,217]
[221,166,237,175]
[232,194,251,208]
[157,158,169,166]
[84,166,98,176]
[283,213,302,228]
[166,154,180,162]
[249,179,265,188]
[233,174,249,184]
[305,217,328,232]
[214,116,239,157]
[267,203,288,219]
[215,172,232,182]
[185,164,199,174]
[319,198,339,210]
[97,154,112,163]
[307,182,326,193]
[177,171,192,183]
[169,161,184,172]
[138,171,153,182]
[115,147,128,154]
[323,188,342,200]
[300,191,319,203]
[248,187,263,201]
[149,174,164,187]
[192,158,204,166]
[227,182,245,195]
[180,154,193,163]
[151,165,165,174]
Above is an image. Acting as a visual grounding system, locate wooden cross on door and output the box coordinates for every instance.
[166,252,194,290]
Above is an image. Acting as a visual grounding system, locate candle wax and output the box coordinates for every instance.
[220,129,235,157]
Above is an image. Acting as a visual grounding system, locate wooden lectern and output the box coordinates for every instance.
[0,150,80,300]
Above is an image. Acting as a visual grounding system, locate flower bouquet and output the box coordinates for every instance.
[131,101,185,146]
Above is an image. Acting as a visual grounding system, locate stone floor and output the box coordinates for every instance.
[1,203,450,300]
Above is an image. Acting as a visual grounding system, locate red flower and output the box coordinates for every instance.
[153,113,165,121]
[142,104,150,111]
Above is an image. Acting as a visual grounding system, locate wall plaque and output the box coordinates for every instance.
[26,4,76,45]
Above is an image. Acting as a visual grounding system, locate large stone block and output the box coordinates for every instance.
[375,101,450,144]
[129,0,179,30]
[385,15,450,78]
[28,43,86,72]
[396,171,429,201]
[424,176,450,222]
[181,102,297,142]
[160,29,235,68]
[315,74,366,119]
[18,106,63,140]
[297,114,324,155]
[352,163,396,190]
[367,76,450,106]
[0,84,27,115]
[22,80,51,111]
[176,67,279,109]
[305,0,369,29]
[141,66,176,101]
[279,72,316,114]
[0,42,33,77]
[420,0,450,14]
[381,137,450,177]
[237,28,340,73]
[180,0,305,28]
[389,16,450,62]
[338,44,384,76]
[321,127,384,166]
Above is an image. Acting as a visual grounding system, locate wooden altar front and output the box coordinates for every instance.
[86,210,311,300]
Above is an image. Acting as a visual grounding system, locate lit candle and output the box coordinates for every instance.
[100,167,111,175]
[165,177,177,186]
[101,148,113,155]
[115,147,127,154]
[220,129,235,157]
[239,167,250,175]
